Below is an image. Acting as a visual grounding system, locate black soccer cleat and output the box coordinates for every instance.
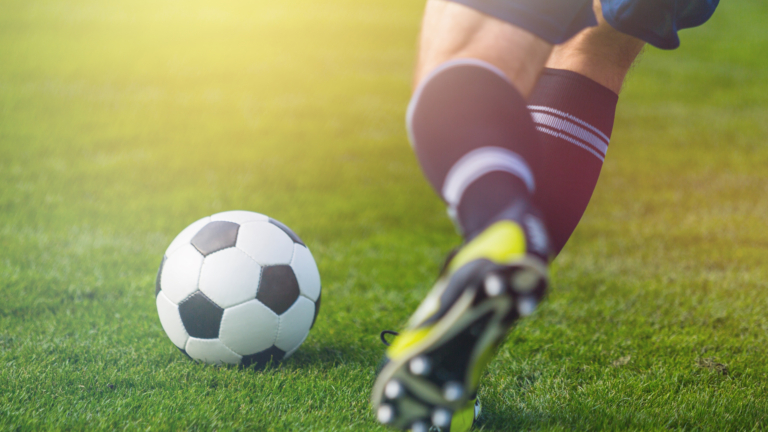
[372,204,550,430]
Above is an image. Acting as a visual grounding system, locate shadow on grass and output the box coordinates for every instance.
[223,339,384,373]
[282,342,383,370]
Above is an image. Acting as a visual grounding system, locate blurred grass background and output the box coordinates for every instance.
[1,0,768,430]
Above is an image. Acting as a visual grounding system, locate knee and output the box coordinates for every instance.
[415,0,552,96]
[580,0,645,69]
[546,18,645,93]
[574,21,646,70]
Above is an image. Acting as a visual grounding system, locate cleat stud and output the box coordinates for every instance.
[484,273,505,297]
[511,269,540,293]
[384,380,405,400]
[517,296,538,317]
[443,381,464,402]
[432,408,452,428]
[411,421,429,432]
[409,356,432,376]
[377,404,395,424]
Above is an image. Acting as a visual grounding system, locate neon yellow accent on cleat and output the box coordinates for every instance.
[449,221,526,272]
[450,398,477,432]
[386,328,433,358]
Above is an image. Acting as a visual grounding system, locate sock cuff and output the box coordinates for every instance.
[443,146,535,209]
[528,68,619,138]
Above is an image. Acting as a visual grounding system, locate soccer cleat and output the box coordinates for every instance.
[377,335,482,432]
[372,202,549,430]
[378,389,481,432]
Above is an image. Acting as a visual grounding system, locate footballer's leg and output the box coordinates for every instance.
[373,0,721,429]
[530,0,720,255]
[372,1,597,430]
[529,0,645,256]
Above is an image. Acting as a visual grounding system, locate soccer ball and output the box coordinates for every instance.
[155,210,321,367]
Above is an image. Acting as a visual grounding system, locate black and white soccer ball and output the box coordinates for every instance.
[155,210,321,367]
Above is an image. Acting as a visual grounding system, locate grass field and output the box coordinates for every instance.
[2,0,768,430]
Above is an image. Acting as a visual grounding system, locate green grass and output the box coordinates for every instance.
[2,0,768,430]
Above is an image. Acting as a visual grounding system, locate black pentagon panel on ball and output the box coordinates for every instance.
[190,221,240,256]
[178,291,224,339]
[257,265,300,315]
[156,255,167,297]
[311,292,321,329]
[241,346,285,369]
[268,218,305,246]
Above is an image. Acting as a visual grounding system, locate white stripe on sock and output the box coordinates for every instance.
[530,112,608,156]
[442,146,534,209]
[528,105,611,144]
[407,58,511,148]
[535,126,605,162]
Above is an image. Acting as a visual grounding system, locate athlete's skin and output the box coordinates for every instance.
[415,0,646,95]
[547,0,646,94]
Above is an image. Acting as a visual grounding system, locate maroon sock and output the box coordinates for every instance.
[408,59,542,240]
[528,68,619,256]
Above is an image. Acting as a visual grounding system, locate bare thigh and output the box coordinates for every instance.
[546,0,646,94]
[415,0,554,97]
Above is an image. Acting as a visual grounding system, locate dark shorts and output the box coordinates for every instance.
[446,0,719,49]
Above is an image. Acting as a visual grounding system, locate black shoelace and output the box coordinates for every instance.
[379,330,399,347]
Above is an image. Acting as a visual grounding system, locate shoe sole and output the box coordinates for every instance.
[371,257,547,430]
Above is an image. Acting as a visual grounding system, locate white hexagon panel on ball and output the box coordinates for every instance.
[237,221,295,265]
[199,248,262,309]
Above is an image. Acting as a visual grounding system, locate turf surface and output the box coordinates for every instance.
[2,0,768,430]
